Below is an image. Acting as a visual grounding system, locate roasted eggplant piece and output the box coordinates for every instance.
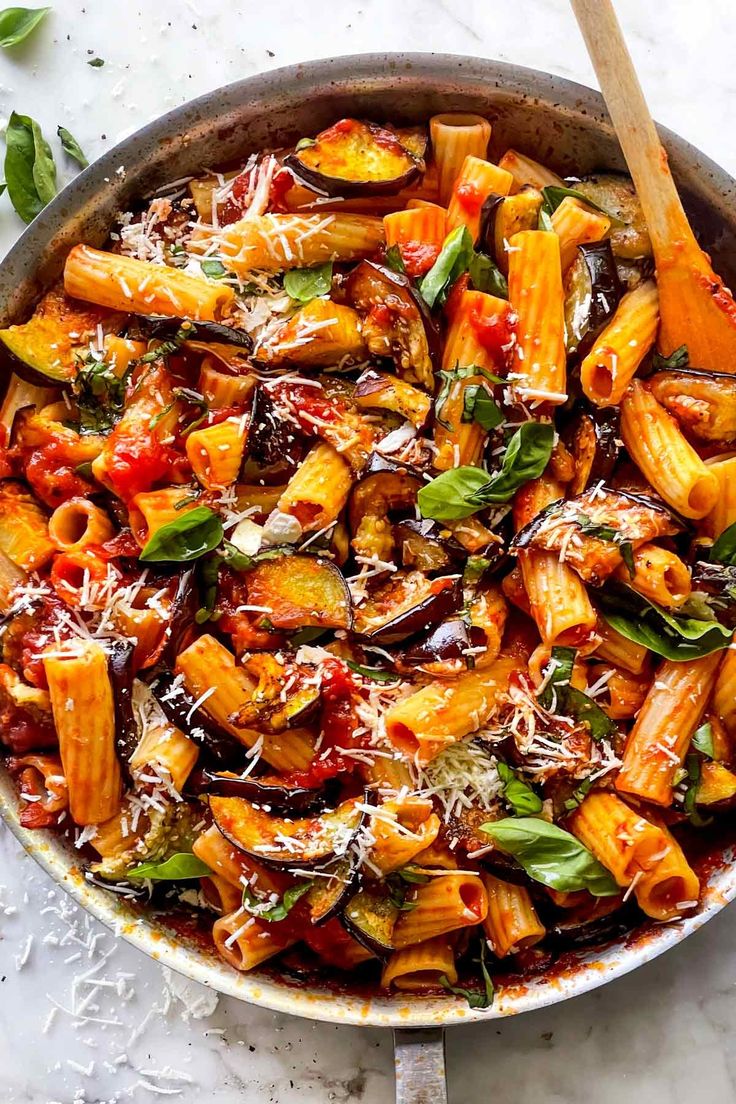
[690,562,736,628]
[258,301,367,367]
[353,571,463,643]
[210,793,365,868]
[349,454,423,561]
[346,262,439,392]
[0,481,55,572]
[188,769,339,815]
[546,895,637,950]
[307,857,359,925]
[246,553,352,631]
[564,406,621,495]
[0,284,124,386]
[155,568,198,669]
[395,518,466,574]
[564,241,622,357]
[649,367,736,442]
[106,640,137,780]
[248,385,304,467]
[146,315,253,351]
[340,887,398,956]
[572,174,651,259]
[482,187,542,273]
[512,487,682,585]
[285,119,424,197]
[354,368,432,428]
[233,652,321,732]
[696,761,736,809]
[149,671,241,766]
[402,618,487,675]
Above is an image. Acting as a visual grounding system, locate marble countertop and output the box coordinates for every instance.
[2,1,736,1100]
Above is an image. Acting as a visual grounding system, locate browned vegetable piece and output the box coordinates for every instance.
[257,300,367,367]
[307,857,358,925]
[189,770,338,816]
[341,887,397,956]
[573,174,651,260]
[548,895,636,950]
[395,518,466,574]
[697,761,736,809]
[485,187,542,274]
[0,480,55,571]
[349,453,423,562]
[285,119,424,198]
[512,487,682,585]
[354,368,432,428]
[402,618,487,676]
[649,367,736,442]
[210,794,365,868]
[233,652,321,732]
[564,407,621,496]
[248,385,304,467]
[247,553,352,630]
[353,571,463,644]
[564,241,622,357]
[346,261,439,392]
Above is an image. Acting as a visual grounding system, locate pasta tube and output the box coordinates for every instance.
[429,114,492,203]
[614,542,691,609]
[48,497,115,553]
[508,230,567,404]
[186,416,248,490]
[704,455,736,539]
[213,909,295,972]
[446,155,514,242]
[481,873,545,957]
[392,873,488,948]
[383,204,447,274]
[381,936,457,990]
[277,442,353,532]
[497,149,563,191]
[214,213,384,275]
[551,196,611,273]
[580,281,659,406]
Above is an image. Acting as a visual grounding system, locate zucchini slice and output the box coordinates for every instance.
[285,119,424,197]
[246,553,352,631]
[210,794,365,868]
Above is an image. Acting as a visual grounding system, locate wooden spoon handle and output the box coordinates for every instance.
[570,0,694,252]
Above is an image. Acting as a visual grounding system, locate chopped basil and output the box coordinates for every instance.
[468,250,508,299]
[461,384,504,431]
[57,125,88,168]
[73,354,129,434]
[440,938,494,1010]
[87,56,104,66]
[691,721,714,759]
[4,111,57,222]
[563,777,593,813]
[537,207,554,232]
[200,258,227,279]
[135,325,191,365]
[242,880,311,922]
[434,363,502,430]
[346,660,400,684]
[496,761,543,816]
[711,521,736,567]
[463,555,492,587]
[283,261,333,303]
[541,184,620,224]
[599,584,731,661]
[419,225,473,309]
[127,853,211,881]
[139,506,223,564]
[221,542,288,572]
[195,554,221,625]
[0,6,51,48]
[384,244,406,274]
[538,645,617,741]
[418,421,554,521]
[575,512,635,578]
[652,344,689,371]
[294,136,316,152]
[481,817,619,896]
[682,754,712,828]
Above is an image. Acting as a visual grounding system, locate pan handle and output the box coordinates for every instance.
[393,1027,447,1104]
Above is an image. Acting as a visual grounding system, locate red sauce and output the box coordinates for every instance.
[105,433,176,501]
[444,273,471,321]
[281,659,364,787]
[26,444,94,509]
[469,303,515,367]
[98,529,141,560]
[398,240,441,277]
[455,180,483,215]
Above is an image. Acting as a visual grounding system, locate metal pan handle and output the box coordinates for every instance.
[393,1027,447,1104]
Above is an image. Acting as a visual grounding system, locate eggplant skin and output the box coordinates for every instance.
[649,368,736,442]
[188,769,339,815]
[285,119,423,198]
[354,573,464,644]
[340,888,397,956]
[146,315,253,351]
[564,240,622,358]
[307,857,359,926]
[149,671,241,766]
[564,406,621,496]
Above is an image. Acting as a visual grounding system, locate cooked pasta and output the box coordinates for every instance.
[1,108,733,1008]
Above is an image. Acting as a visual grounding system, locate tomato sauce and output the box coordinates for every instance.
[455,180,483,215]
[398,240,441,277]
[26,444,95,508]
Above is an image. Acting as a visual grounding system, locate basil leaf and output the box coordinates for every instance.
[195,553,221,625]
[127,853,211,881]
[481,817,619,896]
[295,137,316,151]
[496,761,542,815]
[463,555,492,587]
[4,111,57,222]
[395,867,431,885]
[221,542,287,572]
[711,521,736,567]
[652,344,689,371]
[419,225,473,309]
[73,353,130,434]
[135,325,191,365]
[201,258,227,279]
[440,939,494,1010]
[0,6,50,47]
[242,880,311,922]
[434,363,502,430]
[87,56,104,66]
[541,184,619,223]
[599,585,731,661]
[384,244,406,274]
[346,660,400,684]
[538,645,618,741]
[462,384,504,430]
[538,208,554,232]
[468,250,508,299]
[537,645,575,709]
[683,753,712,828]
[691,721,714,759]
[563,777,593,813]
[57,125,88,168]
[418,421,554,521]
[140,506,223,563]
[283,261,333,303]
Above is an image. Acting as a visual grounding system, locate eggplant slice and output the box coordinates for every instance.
[571,174,652,260]
[149,671,241,766]
[346,261,439,392]
[285,119,424,197]
[354,368,432,428]
[210,794,365,868]
[246,553,352,631]
[395,518,467,575]
[146,315,253,350]
[307,857,359,925]
[649,367,736,442]
[106,640,137,780]
[340,887,398,956]
[248,384,304,467]
[353,571,463,643]
[563,406,621,496]
[564,241,622,357]
[233,652,321,732]
[512,487,683,586]
[189,769,339,816]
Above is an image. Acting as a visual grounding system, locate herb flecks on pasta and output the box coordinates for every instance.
[0,111,732,1010]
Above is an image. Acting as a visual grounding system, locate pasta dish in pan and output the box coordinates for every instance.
[1,112,734,1006]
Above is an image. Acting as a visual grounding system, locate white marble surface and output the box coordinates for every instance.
[1,1,736,1101]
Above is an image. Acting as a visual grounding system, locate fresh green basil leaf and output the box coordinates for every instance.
[419,225,473,309]
[395,867,431,885]
[418,421,554,521]
[575,513,635,577]
[283,261,333,303]
[195,553,221,625]
[537,644,622,741]
[87,56,104,66]
[440,939,494,1010]
[346,660,400,684]
[711,521,736,567]
[221,542,287,572]
[619,539,636,579]
[384,244,406,274]
[599,585,731,661]
[537,208,554,232]
[481,817,619,896]
[682,753,712,828]
[0,6,50,47]
[691,721,714,759]
[140,506,223,563]
[463,555,492,587]
[563,777,593,813]
[496,761,543,815]
[242,880,311,922]
[294,136,316,152]
[74,460,94,479]
[462,384,504,430]
[127,853,211,881]
[537,645,575,709]
[541,184,620,224]
[201,258,227,279]
[4,111,57,222]
[135,325,191,365]
[434,363,502,430]
[468,250,508,299]
[652,344,689,371]
[57,124,88,168]
[564,686,617,740]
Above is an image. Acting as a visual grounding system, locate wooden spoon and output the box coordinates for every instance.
[571,0,736,371]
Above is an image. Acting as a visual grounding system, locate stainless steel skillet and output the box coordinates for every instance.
[1,52,736,1103]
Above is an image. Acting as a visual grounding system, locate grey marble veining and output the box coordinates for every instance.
[1,1,736,1100]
